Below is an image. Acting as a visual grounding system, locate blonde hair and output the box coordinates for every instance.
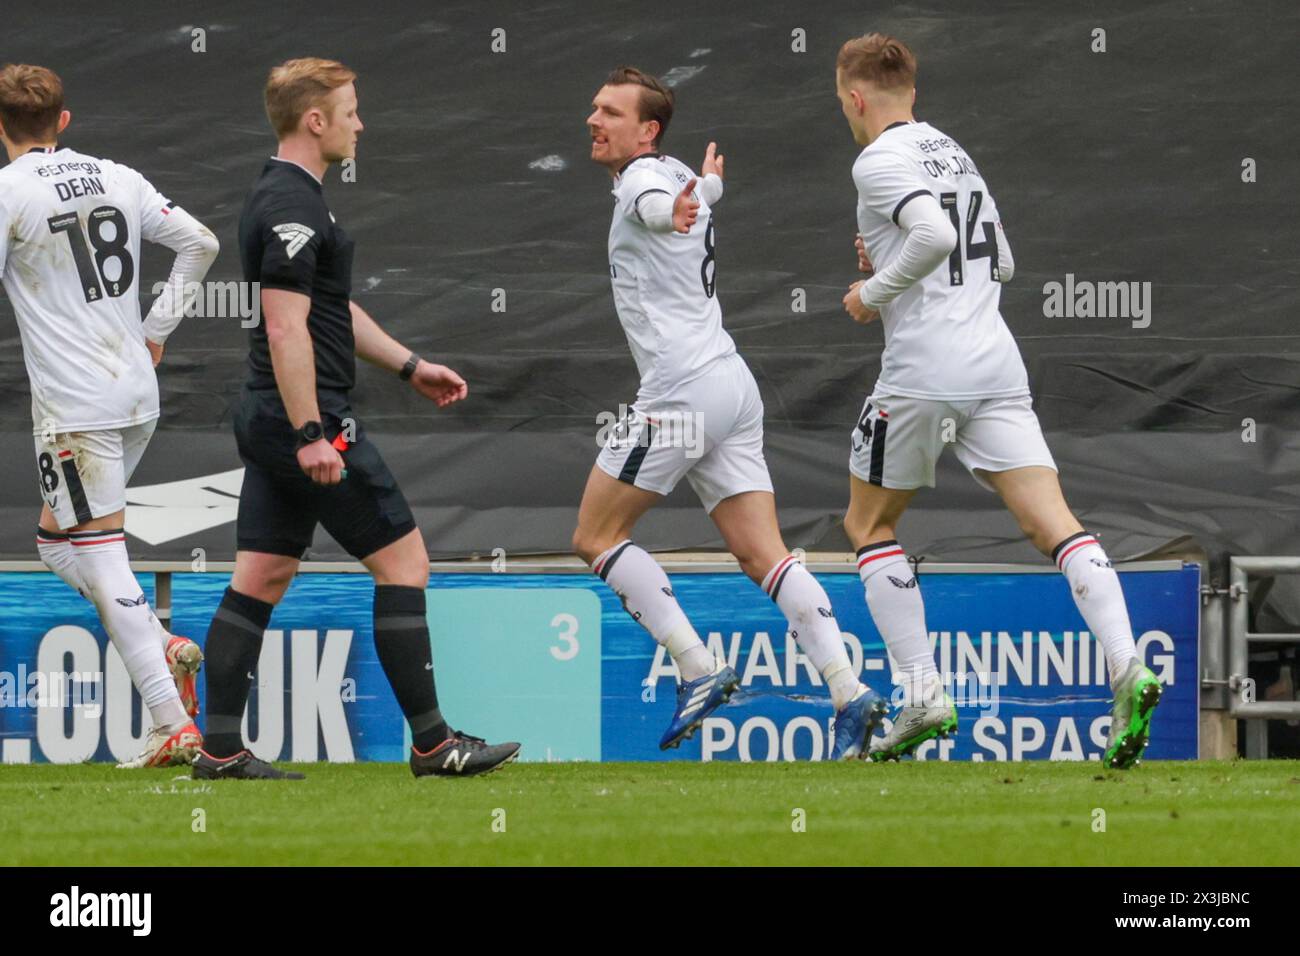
[264,57,356,137]
[836,33,917,91]
[0,64,64,143]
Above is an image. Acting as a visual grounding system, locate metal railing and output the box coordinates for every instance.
[1226,556,1300,722]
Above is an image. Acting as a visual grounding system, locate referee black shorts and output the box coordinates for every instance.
[233,387,417,561]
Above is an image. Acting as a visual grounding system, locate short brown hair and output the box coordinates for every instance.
[264,57,356,138]
[836,33,917,91]
[604,66,674,149]
[0,64,64,143]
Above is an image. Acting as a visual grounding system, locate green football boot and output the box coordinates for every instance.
[1103,659,1162,770]
[868,693,958,762]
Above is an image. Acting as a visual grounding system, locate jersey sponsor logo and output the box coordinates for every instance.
[272,222,315,259]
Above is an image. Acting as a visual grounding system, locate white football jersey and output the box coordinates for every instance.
[0,147,188,433]
[607,153,736,403]
[854,121,1029,401]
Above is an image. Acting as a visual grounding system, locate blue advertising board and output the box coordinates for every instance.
[0,563,1198,763]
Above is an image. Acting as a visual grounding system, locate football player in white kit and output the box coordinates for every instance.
[0,65,219,766]
[576,67,889,759]
[833,36,1161,768]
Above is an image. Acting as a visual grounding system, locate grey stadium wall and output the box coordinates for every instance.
[0,1,1296,608]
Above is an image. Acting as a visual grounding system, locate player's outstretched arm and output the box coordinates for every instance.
[698,141,724,206]
[350,301,467,408]
[632,178,700,234]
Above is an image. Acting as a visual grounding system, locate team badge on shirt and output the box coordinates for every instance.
[272,222,315,259]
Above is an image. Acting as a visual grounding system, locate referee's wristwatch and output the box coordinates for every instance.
[294,420,325,449]
[399,352,422,381]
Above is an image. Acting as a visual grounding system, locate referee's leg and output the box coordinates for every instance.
[201,449,313,763]
[355,528,457,753]
[199,551,299,759]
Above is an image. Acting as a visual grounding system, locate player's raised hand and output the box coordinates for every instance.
[410,361,469,408]
[672,178,700,233]
[297,440,345,485]
[702,141,724,180]
[843,280,881,325]
[855,234,874,274]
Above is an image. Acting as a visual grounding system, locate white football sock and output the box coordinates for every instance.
[37,527,89,599]
[761,555,861,711]
[1053,532,1137,685]
[71,528,188,731]
[857,540,942,706]
[593,540,714,681]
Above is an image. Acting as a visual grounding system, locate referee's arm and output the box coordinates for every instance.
[351,300,411,372]
[351,300,468,407]
[265,287,343,484]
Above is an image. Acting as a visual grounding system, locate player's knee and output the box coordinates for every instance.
[729,545,776,585]
[843,510,893,548]
[571,526,604,566]
[1016,514,1071,557]
[729,549,762,583]
[261,570,296,603]
[410,549,431,586]
[232,561,295,605]
[367,534,430,588]
[741,560,771,586]
[242,578,290,605]
[1018,520,1050,555]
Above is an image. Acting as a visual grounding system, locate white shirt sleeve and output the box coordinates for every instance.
[133,170,220,344]
[617,169,723,234]
[995,219,1014,282]
[859,193,957,309]
[854,148,934,225]
[615,166,673,224]
[635,190,676,233]
[697,172,723,206]
[0,194,10,276]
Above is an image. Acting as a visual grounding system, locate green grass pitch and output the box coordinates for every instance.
[2,760,1297,866]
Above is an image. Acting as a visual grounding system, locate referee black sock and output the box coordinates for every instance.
[374,585,449,752]
[203,587,274,758]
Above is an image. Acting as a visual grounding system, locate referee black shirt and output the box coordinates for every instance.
[238,157,356,402]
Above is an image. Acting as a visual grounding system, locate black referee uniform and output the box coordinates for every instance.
[233,157,415,560]
[193,83,518,779]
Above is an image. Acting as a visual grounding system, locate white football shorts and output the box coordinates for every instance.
[849,392,1056,491]
[34,419,157,529]
[596,353,774,512]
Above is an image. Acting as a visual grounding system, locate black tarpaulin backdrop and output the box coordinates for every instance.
[1,2,1296,598]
